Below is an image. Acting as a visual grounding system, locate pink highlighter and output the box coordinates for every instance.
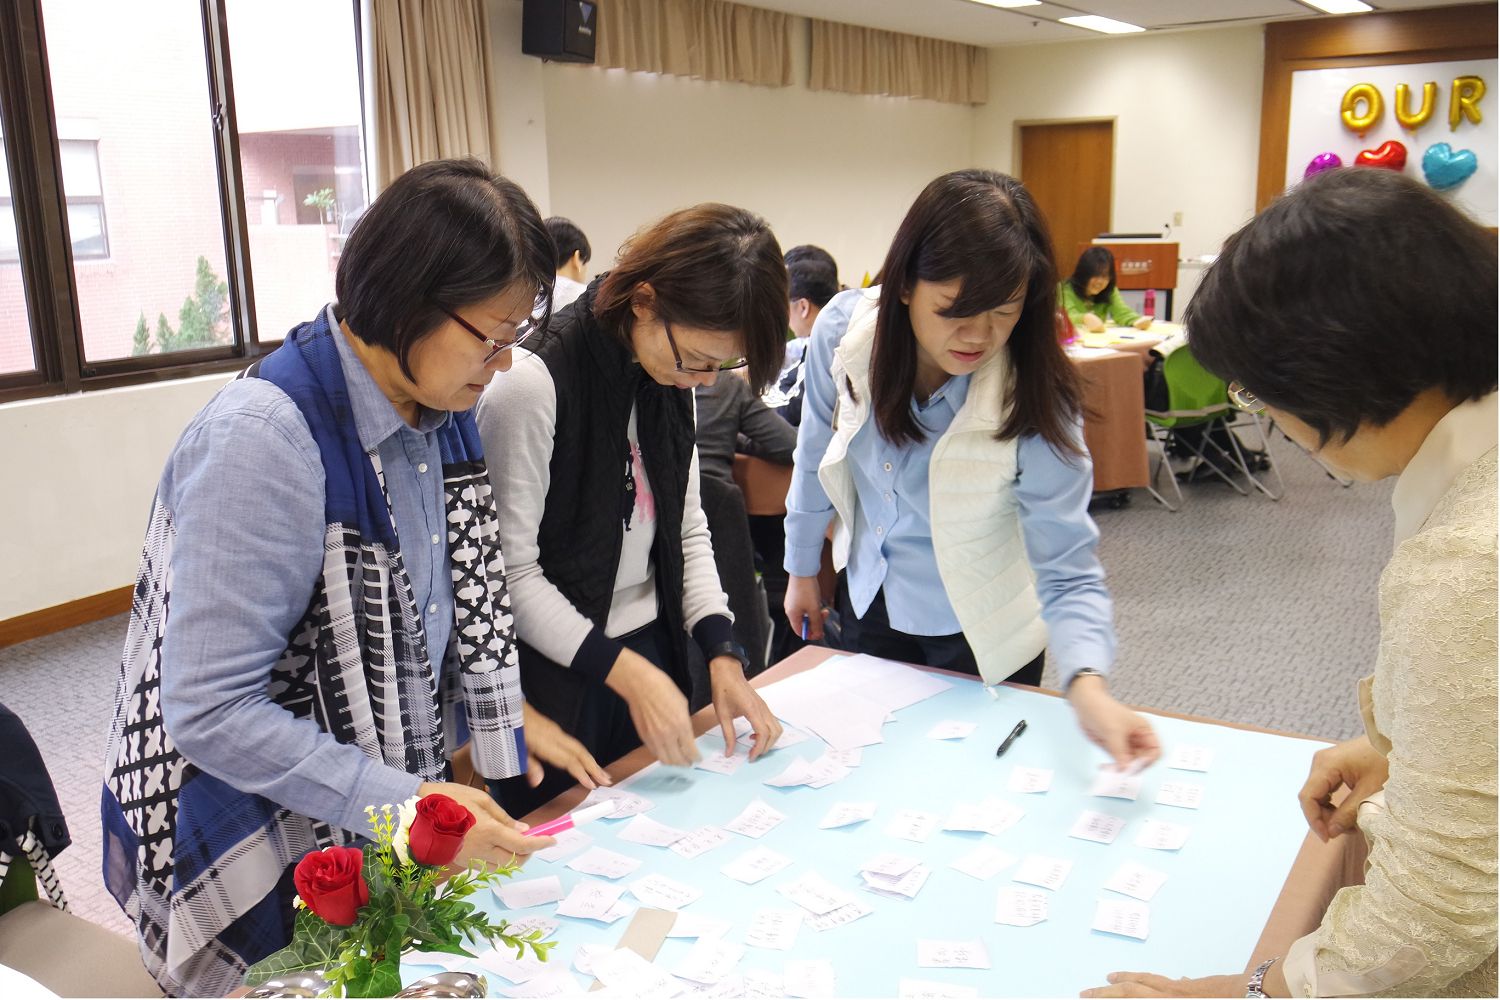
[526,799,617,838]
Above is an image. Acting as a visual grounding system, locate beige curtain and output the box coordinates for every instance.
[809,19,988,105]
[597,0,791,87]
[372,0,498,190]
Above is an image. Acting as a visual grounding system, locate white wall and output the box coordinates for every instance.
[974,25,1266,310]
[0,374,232,621]
[532,17,978,286]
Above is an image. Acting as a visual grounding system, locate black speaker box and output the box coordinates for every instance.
[522,0,598,64]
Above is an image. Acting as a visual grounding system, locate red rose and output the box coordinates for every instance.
[292,846,369,927]
[407,793,476,867]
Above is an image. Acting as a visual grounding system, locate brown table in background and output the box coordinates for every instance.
[1071,346,1150,492]
[521,645,1364,976]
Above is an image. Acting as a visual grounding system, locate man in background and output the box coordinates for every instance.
[545,216,592,314]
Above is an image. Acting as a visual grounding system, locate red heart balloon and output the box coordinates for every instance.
[1355,140,1407,171]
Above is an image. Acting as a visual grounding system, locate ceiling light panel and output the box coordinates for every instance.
[1059,14,1147,33]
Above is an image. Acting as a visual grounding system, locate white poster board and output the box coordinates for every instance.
[1285,59,1497,226]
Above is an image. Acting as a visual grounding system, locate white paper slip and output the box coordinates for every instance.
[1089,770,1144,800]
[673,937,745,986]
[1167,745,1215,772]
[405,950,469,971]
[1069,810,1127,845]
[804,898,874,931]
[775,871,857,915]
[572,943,611,976]
[627,872,703,910]
[815,653,954,711]
[898,978,981,999]
[494,875,564,910]
[862,864,930,900]
[667,913,734,939]
[531,825,592,863]
[764,757,815,788]
[580,786,654,818]
[1012,854,1074,891]
[949,845,1017,881]
[599,900,634,924]
[995,887,1049,926]
[500,916,557,949]
[820,747,863,767]
[860,852,921,878]
[1093,898,1151,940]
[943,799,1025,836]
[818,801,877,829]
[724,798,787,838]
[926,720,978,741]
[1104,861,1169,901]
[677,975,750,1000]
[744,907,803,950]
[475,947,549,985]
[745,725,813,750]
[1136,818,1192,851]
[694,750,747,776]
[497,966,586,999]
[670,825,732,860]
[1008,766,1053,794]
[591,946,685,997]
[1155,780,1205,809]
[741,968,785,1000]
[916,939,991,970]
[720,845,794,884]
[784,958,837,999]
[618,814,690,847]
[885,808,940,843]
[566,846,644,880]
[555,879,624,920]
[803,755,854,788]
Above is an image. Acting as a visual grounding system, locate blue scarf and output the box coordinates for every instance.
[102,312,527,996]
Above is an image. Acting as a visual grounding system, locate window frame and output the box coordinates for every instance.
[0,0,362,403]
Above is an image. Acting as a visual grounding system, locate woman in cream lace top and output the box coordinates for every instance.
[1083,168,1497,998]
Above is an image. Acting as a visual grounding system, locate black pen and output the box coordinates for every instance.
[995,719,1028,757]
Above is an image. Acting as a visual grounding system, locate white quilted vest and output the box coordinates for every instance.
[818,289,1047,684]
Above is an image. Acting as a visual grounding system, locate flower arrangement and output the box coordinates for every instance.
[244,793,554,998]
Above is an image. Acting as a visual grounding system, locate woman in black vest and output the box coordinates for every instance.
[476,204,788,813]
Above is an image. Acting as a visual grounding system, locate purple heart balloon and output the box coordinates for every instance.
[1304,152,1343,179]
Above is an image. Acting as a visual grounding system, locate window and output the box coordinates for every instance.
[0,0,369,400]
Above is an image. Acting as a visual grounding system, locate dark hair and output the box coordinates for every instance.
[593,204,787,391]
[545,216,592,270]
[789,259,838,308]
[335,158,554,383]
[1186,168,1498,446]
[872,169,1083,454]
[784,244,838,276]
[1068,246,1117,303]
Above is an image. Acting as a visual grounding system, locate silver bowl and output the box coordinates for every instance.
[241,970,332,997]
[393,971,489,998]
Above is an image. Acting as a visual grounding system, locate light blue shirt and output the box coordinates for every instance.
[783,289,1116,683]
[157,308,452,833]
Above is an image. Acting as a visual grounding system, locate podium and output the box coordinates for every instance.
[1077,240,1179,321]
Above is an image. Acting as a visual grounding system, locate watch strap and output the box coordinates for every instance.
[1245,956,1279,998]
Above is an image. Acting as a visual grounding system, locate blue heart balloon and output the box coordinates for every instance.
[1422,142,1478,191]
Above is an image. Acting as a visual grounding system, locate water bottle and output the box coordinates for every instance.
[1143,287,1157,320]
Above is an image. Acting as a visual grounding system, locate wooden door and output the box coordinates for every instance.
[1019,121,1114,277]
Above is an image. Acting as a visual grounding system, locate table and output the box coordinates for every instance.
[422,648,1360,997]
[1069,347,1150,493]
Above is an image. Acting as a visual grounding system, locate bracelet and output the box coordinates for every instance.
[1245,956,1279,998]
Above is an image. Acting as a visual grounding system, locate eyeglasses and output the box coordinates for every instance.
[439,306,537,364]
[1227,380,1266,415]
[662,319,749,374]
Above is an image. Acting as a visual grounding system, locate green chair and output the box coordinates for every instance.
[1144,341,1283,511]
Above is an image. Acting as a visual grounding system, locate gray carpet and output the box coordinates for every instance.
[0,429,1392,938]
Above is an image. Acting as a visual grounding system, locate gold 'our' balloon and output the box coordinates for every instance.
[1394,81,1437,130]
[1341,82,1383,133]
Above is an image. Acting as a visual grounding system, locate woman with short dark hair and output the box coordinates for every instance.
[1060,246,1153,333]
[476,203,786,816]
[100,159,606,997]
[1084,168,1497,999]
[784,169,1159,769]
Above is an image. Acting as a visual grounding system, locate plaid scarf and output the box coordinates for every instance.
[101,313,527,996]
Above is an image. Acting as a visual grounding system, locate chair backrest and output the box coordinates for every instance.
[1145,343,1231,428]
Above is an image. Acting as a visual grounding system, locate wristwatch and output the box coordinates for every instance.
[704,640,750,672]
[1246,956,1279,998]
[1066,667,1104,690]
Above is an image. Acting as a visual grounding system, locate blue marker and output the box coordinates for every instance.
[801,615,810,641]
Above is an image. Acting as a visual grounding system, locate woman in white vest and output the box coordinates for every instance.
[783,169,1158,769]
